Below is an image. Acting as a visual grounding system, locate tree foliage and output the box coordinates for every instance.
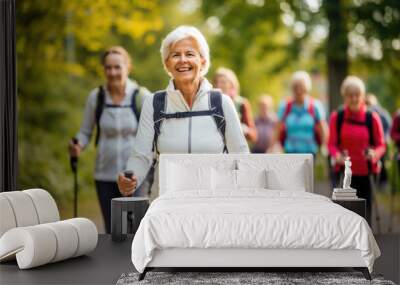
[16,0,165,211]
[16,0,400,221]
[202,0,400,110]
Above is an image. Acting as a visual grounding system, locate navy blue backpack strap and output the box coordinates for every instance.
[162,110,214,119]
[152,89,227,153]
[209,90,228,153]
[366,109,374,147]
[94,86,106,146]
[337,106,375,148]
[130,88,140,121]
[152,91,168,153]
[336,107,345,147]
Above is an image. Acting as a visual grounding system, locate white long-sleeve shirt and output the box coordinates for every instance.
[126,78,249,197]
[76,79,150,181]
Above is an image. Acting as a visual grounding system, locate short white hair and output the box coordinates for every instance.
[341,75,366,96]
[214,67,240,93]
[160,25,210,77]
[291,70,312,92]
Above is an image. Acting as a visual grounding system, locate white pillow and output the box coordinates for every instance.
[266,162,307,191]
[212,168,236,190]
[237,169,267,189]
[167,163,212,191]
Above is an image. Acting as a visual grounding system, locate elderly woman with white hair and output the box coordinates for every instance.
[213,67,258,143]
[274,70,327,155]
[117,26,249,199]
[252,94,278,153]
[328,75,385,225]
[68,46,151,233]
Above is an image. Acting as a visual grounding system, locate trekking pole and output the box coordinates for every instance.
[337,166,344,189]
[70,138,79,218]
[124,170,134,233]
[376,160,383,233]
[367,155,381,234]
[388,152,399,233]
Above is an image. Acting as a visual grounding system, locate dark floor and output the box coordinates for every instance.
[0,235,134,285]
[374,234,400,284]
[0,234,399,285]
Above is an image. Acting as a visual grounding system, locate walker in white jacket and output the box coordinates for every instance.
[126,78,249,199]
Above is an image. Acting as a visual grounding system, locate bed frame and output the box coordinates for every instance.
[138,154,372,281]
[139,248,371,280]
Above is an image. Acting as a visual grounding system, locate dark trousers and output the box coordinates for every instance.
[397,156,400,180]
[351,175,373,225]
[95,180,121,234]
[378,148,388,185]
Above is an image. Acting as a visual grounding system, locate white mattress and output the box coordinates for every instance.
[131,190,380,273]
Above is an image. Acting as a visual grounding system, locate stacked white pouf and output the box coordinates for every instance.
[0,189,98,269]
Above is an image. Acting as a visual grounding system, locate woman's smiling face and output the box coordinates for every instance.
[165,37,205,83]
[103,53,129,88]
[214,74,236,98]
[344,87,364,112]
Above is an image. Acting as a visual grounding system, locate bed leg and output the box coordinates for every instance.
[362,268,372,280]
[354,267,371,280]
[138,268,148,281]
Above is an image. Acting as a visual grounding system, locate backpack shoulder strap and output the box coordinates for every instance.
[94,86,105,146]
[210,90,228,153]
[152,91,167,153]
[130,88,141,121]
[282,99,293,121]
[366,109,374,146]
[336,107,345,147]
[234,96,245,119]
[307,98,318,121]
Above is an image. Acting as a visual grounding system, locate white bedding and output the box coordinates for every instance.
[131,190,380,273]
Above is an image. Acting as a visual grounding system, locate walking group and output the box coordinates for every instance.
[68,26,400,233]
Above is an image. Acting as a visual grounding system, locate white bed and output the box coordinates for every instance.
[131,154,380,280]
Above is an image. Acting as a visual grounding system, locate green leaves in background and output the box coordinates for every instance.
[16,0,400,221]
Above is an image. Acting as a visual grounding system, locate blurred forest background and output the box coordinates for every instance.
[16,0,400,232]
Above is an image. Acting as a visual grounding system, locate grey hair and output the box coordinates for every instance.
[291,71,312,92]
[160,25,210,77]
[214,67,240,93]
[341,75,366,96]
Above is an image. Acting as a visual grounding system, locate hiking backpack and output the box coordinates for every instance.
[152,89,228,153]
[279,98,322,146]
[94,86,141,146]
[336,107,375,147]
[233,96,245,122]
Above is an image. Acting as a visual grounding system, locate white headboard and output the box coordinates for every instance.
[159,154,314,195]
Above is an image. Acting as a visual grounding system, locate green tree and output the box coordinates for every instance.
[16,0,208,225]
[201,0,400,111]
[16,0,164,216]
